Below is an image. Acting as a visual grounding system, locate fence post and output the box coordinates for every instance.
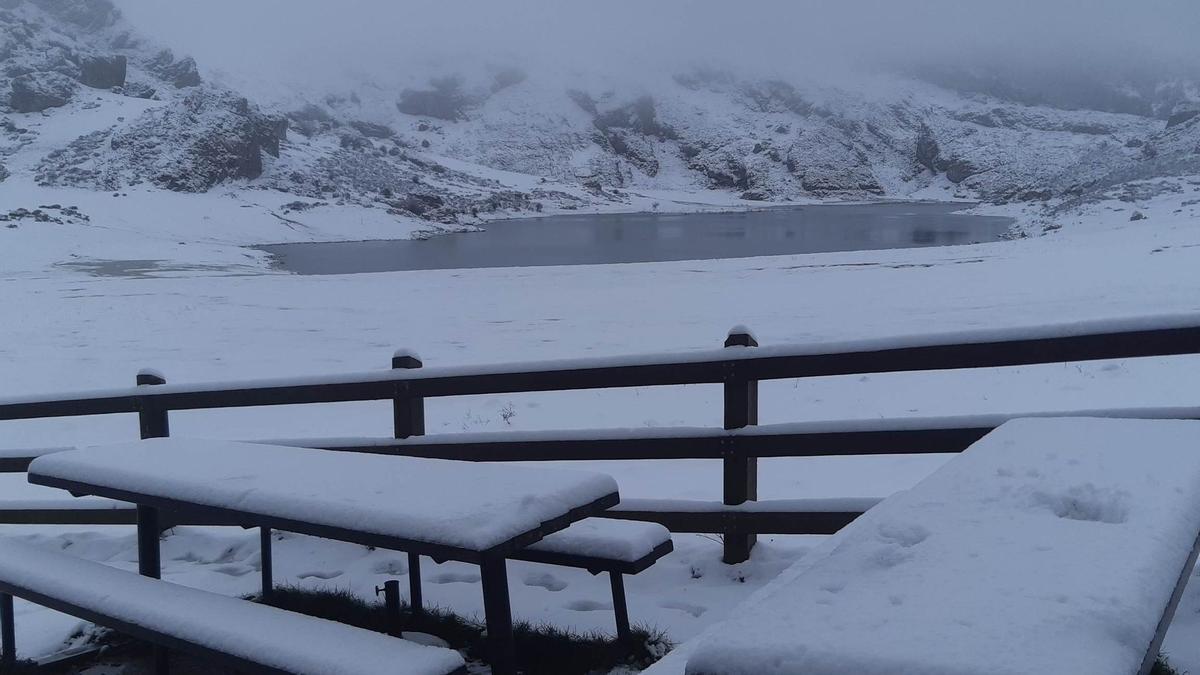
[722,327,758,564]
[392,351,425,439]
[136,370,169,439]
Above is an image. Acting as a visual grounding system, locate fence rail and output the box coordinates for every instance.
[2,316,1199,562]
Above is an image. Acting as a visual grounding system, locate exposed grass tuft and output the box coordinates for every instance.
[260,585,671,674]
[1154,655,1184,675]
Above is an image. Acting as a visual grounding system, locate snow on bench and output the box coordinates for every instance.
[518,518,671,571]
[0,538,465,675]
[681,417,1200,675]
[28,438,619,556]
[512,518,674,644]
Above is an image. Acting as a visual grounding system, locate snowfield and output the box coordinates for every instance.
[1,175,1199,670]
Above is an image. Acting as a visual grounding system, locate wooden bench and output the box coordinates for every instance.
[27,438,621,675]
[663,418,1200,675]
[412,518,672,645]
[0,538,466,675]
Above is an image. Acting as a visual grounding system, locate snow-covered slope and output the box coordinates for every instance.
[3,0,1200,239]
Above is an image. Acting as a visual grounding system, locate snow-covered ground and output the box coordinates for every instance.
[1,175,1200,669]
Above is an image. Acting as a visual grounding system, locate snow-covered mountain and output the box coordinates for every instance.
[3,0,1200,233]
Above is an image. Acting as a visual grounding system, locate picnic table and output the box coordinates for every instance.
[27,438,621,675]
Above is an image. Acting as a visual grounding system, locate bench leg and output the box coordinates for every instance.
[137,506,162,579]
[260,527,274,601]
[137,506,170,674]
[609,572,633,648]
[1,592,14,669]
[479,555,516,675]
[408,551,423,614]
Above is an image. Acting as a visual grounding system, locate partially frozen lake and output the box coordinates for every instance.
[260,202,1013,275]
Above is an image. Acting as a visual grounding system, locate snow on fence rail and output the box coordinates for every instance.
[2,316,1200,562]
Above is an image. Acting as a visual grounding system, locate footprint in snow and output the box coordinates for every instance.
[523,572,568,592]
[659,600,707,617]
[211,564,254,577]
[565,599,612,612]
[297,570,344,580]
[372,558,408,575]
[430,571,481,585]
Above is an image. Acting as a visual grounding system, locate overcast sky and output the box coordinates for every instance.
[114,0,1200,88]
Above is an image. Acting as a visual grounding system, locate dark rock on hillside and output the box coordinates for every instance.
[397,76,469,121]
[10,71,77,112]
[490,67,526,93]
[915,122,941,172]
[591,96,677,177]
[147,50,200,88]
[740,80,813,116]
[1167,108,1200,128]
[945,157,982,184]
[566,89,597,115]
[79,54,126,89]
[37,88,287,191]
[0,161,8,182]
[595,96,676,139]
[122,80,155,99]
[349,120,394,138]
[288,104,336,136]
[29,0,118,30]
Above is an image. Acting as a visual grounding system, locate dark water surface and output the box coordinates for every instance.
[260,202,1013,275]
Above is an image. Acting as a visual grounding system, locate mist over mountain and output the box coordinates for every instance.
[3,0,1200,228]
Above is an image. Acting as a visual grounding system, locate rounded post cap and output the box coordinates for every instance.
[136,368,166,385]
[725,325,758,348]
[392,349,423,368]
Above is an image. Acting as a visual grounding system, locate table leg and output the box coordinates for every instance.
[260,527,274,601]
[1,592,15,669]
[479,555,516,675]
[610,572,633,648]
[137,506,161,579]
[408,551,423,614]
[137,506,169,674]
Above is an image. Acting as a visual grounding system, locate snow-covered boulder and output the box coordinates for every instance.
[79,54,126,89]
[37,88,287,191]
[146,49,201,88]
[9,71,77,112]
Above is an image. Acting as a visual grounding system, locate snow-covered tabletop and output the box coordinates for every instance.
[684,417,1200,675]
[27,438,620,557]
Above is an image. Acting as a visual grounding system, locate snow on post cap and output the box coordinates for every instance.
[727,325,756,339]
[393,348,422,361]
[392,349,423,368]
[136,368,165,384]
[725,325,758,347]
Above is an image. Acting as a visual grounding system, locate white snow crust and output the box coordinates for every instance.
[28,439,619,552]
[684,417,1200,675]
[0,537,465,674]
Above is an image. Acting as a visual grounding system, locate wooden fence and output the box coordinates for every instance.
[2,316,1199,563]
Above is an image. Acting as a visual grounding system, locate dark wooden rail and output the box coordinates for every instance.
[2,315,1199,562]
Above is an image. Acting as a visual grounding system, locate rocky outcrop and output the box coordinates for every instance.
[0,161,8,182]
[397,76,469,121]
[37,88,287,191]
[28,0,117,29]
[349,120,394,138]
[147,50,201,88]
[10,71,77,112]
[945,158,982,184]
[915,122,941,173]
[79,54,126,89]
[1167,108,1200,128]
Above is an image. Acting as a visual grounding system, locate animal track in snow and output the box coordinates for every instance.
[430,571,481,585]
[297,569,343,580]
[522,572,568,592]
[565,599,612,612]
[659,600,707,617]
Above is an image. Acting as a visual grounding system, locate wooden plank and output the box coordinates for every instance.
[2,323,1197,420]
